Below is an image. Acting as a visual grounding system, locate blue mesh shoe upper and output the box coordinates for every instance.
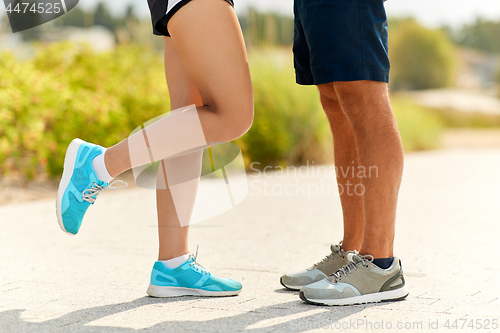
[61,143,107,235]
[150,257,242,292]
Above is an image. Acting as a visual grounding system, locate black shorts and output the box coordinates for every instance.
[293,0,390,85]
[148,0,235,37]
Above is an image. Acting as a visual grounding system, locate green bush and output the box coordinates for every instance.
[236,50,332,169]
[391,94,443,151]
[390,19,458,90]
[0,44,332,178]
[498,66,500,97]
[0,42,168,178]
[0,43,444,180]
[433,108,500,129]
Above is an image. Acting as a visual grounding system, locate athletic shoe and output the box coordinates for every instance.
[147,254,242,297]
[299,252,409,306]
[56,138,126,235]
[280,243,349,291]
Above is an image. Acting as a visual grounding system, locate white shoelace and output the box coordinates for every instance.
[189,246,209,275]
[82,180,128,203]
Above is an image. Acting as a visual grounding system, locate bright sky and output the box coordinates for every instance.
[2,0,500,28]
[79,0,500,28]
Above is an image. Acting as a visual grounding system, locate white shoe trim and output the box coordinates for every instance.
[56,138,84,235]
[146,284,242,298]
[306,286,409,306]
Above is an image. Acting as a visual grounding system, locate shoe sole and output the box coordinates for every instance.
[56,138,84,235]
[299,286,409,306]
[280,277,302,291]
[147,284,242,298]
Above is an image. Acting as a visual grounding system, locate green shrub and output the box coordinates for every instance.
[390,19,458,90]
[498,66,500,98]
[433,108,500,129]
[0,44,332,178]
[0,43,444,180]
[0,42,168,178]
[236,49,332,169]
[391,94,444,151]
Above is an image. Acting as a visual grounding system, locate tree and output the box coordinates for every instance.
[454,18,500,54]
[58,7,86,27]
[390,19,458,90]
[239,9,294,48]
[123,5,138,24]
[93,2,115,31]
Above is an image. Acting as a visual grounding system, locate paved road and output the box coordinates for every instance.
[1,148,499,333]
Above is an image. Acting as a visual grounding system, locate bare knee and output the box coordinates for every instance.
[333,81,392,131]
[333,81,389,114]
[210,98,254,142]
[317,83,344,118]
[230,102,254,140]
[318,83,338,101]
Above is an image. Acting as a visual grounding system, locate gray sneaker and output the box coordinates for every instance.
[299,252,409,306]
[280,243,349,291]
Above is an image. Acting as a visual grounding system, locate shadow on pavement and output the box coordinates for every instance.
[0,295,376,332]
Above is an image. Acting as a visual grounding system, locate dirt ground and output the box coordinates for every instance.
[1,129,500,206]
[0,178,58,206]
[442,129,500,148]
[0,170,138,206]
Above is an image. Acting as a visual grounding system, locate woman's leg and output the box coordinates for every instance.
[104,0,253,178]
[156,152,202,260]
[156,37,204,261]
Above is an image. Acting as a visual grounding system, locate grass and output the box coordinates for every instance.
[391,94,444,151]
[434,108,500,129]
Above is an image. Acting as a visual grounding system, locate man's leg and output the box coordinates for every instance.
[317,84,364,252]
[294,0,408,305]
[299,81,407,305]
[279,83,366,290]
[333,80,404,259]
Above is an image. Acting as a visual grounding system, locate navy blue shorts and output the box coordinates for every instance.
[148,0,234,37]
[293,0,390,85]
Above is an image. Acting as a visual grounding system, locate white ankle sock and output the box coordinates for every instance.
[160,254,190,269]
[92,149,114,183]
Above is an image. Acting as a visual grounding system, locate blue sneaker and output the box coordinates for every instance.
[147,255,242,297]
[56,138,126,235]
